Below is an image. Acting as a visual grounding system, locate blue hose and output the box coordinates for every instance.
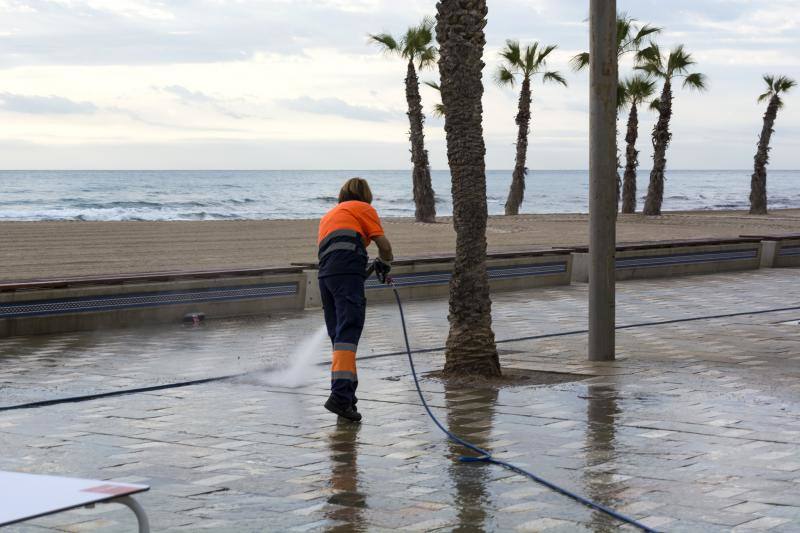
[390,285,659,533]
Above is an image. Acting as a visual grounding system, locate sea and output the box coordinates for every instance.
[0,169,797,221]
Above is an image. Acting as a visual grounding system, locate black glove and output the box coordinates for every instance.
[373,258,392,284]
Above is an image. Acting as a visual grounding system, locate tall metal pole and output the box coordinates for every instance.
[588,0,617,361]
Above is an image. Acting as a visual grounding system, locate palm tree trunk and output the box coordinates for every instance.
[504,76,531,216]
[435,0,500,377]
[643,80,672,216]
[621,102,639,214]
[405,60,437,223]
[749,94,780,215]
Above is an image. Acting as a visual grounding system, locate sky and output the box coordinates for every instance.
[0,0,797,170]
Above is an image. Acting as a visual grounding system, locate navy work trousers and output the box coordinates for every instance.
[319,274,366,408]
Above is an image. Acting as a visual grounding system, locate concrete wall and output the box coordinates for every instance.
[4,236,797,338]
[0,270,306,337]
[360,252,572,305]
[773,239,800,268]
[571,240,763,283]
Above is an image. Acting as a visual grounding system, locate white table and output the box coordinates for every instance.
[0,471,150,532]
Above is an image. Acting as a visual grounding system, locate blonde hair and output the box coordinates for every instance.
[338,177,373,204]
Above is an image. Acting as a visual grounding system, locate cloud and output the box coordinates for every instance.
[0,0,432,67]
[694,48,800,67]
[105,105,248,132]
[280,96,399,122]
[161,84,215,103]
[82,0,175,21]
[0,92,97,114]
[157,85,250,119]
[685,7,799,37]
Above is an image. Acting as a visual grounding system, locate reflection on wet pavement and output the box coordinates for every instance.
[325,421,366,532]
[1,269,800,531]
[446,385,497,532]
[583,384,623,531]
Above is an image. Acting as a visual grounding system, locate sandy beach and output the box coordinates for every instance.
[1,209,799,282]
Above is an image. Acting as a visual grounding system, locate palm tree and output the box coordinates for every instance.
[435,0,500,377]
[750,75,796,214]
[619,75,656,213]
[370,18,437,223]
[571,14,660,209]
[496,40,566,216]
[637,44,707,215]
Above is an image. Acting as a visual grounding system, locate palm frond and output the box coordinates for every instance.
[538,43,557,63]
[542,71,567,86]
[757,90,773,104]
[635,43,661,69]
[423,80,441,92]
[432,103,446,118]
[635,62,664,79]
[762,74,775,90]
[649,97,661,112]
[616,14,634,51]
[400,29,417,59]
[402,17,435,59]
[369,32,399,53]
[500,39,523,69]
[667,45,695,76]
[775,75,797,93]
[617,82,628,111]
[570,51,590,72]
[523,44,535,74]
[524,42,540,74]
[624,74,657,104]
[634,23,661,42]
[682,72,707,91]
[416,16,435,48]
[418,46,438,70]
[496,65,516,87]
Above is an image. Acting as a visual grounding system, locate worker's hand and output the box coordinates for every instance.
[373,258,392,284]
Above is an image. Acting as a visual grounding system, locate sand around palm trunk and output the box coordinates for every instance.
[1,209,799,282]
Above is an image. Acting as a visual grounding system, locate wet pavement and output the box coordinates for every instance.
[1,269,800,531]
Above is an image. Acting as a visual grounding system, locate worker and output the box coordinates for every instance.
[318,177,393,422]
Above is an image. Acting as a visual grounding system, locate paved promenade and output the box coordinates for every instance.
[1,269,799,531]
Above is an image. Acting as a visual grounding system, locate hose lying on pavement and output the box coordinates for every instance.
[389,282,659,533]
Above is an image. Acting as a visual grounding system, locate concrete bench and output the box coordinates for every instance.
[0,267,306,337]
[571,238,763,282]
[741,233,800,268]
[303,249,573,306]
[0,471,149,532]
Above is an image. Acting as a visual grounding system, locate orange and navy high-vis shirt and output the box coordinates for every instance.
[317,201,385,278]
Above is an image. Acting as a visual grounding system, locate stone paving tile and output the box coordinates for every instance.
[1,269,800,531]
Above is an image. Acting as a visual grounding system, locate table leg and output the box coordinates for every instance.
[115,496,150,533]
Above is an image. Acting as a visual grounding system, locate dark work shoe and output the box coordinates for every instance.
[325,397,362,422]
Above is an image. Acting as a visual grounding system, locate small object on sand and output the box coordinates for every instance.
[183,312,205,325]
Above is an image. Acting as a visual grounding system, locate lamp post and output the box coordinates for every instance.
[588,0,617,361]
